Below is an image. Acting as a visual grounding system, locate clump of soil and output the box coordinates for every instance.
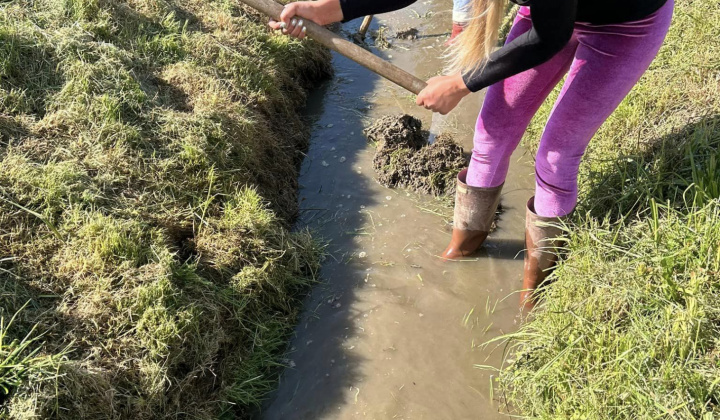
[365,114,425,148]
[365,115,469,196]
[396,27,420,40]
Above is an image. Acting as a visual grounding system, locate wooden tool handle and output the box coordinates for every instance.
[241,0,428,95]
[358,15,373,38]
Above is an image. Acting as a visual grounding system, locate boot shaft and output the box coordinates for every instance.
[442,169,503,259]
[453,168,503,232]
[522,197,570,305]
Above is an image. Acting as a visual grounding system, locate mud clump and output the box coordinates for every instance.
[365,115,468,196]
[396,27,420,40]
[365,114,425,148]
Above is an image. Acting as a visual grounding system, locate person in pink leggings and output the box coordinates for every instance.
[271,0,674,311]
[467,4,674,218]
[455,2,674,310]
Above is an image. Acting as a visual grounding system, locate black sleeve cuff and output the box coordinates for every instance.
[462,67,486,93]
[339,0,418,23]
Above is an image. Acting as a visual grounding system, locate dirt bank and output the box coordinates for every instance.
[0,0,330,418]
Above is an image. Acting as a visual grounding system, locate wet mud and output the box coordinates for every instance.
[366,114,468,196]
[395,27,420,40]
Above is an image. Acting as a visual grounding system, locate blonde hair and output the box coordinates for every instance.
[448,0,507,77]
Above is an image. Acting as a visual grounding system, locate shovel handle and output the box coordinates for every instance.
[241,0,428,95]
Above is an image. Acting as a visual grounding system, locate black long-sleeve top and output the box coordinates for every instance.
[339,0,669,92]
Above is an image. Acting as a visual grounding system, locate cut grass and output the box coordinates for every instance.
[0,0,330,417]
[488,0,720,417]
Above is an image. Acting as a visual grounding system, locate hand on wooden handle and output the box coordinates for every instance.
[416,74,471,115]
[245,0,425,95]
[268,0,343,39]
[269,2,311,39]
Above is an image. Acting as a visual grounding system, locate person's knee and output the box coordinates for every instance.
[534,157,579,197]
[471,135,514,166]
[533,166,578,217]
[473,113,527,154]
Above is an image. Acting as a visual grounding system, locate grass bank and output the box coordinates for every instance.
[489,0,720,417]
[0,0,331,417]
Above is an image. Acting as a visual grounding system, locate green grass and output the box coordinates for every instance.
[0,303,67,401]
[494,200,720,418]
[487,0,720,418]
[0,0,330,417]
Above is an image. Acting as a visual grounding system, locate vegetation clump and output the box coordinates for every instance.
[0,0,330,417]
[490,0,720,417]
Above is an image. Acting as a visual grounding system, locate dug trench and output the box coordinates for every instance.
[0,0,532,418]
[260,1,536,418]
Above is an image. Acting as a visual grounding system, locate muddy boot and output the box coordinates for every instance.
[446,22,465,46]
[520,197,569,313]
[442,169,503,259]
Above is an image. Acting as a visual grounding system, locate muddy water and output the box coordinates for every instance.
[262,2,535,419]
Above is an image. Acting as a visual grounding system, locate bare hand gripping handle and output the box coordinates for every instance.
[240,0,428,95]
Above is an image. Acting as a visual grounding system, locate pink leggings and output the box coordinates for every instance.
[467,1,674,217]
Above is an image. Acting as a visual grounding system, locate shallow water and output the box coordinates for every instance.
[262,2,535,418]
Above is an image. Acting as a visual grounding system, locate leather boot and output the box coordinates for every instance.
[520,197,569,312]
[446,22,465,46]
[442,169,503,259]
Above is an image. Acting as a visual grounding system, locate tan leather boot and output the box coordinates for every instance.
[520,197,569,312]
[442,169,503,259]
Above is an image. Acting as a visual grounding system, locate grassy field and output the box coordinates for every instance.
[489,0,720,417]
[0,0,330,417]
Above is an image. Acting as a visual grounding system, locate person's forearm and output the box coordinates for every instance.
[338,0,417,22]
